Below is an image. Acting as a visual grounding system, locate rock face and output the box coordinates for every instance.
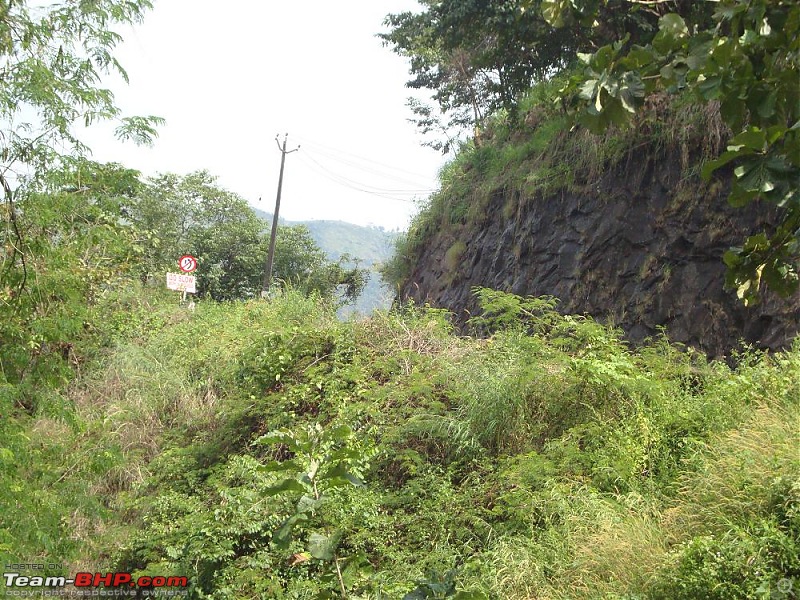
[400,151,799,357]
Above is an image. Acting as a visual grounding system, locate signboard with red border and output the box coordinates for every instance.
[166,273,196,293]
[178,254,198,273]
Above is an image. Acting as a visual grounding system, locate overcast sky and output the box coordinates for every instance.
[80,0,445,230]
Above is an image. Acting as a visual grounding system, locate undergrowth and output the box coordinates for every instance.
[4,287,796,598]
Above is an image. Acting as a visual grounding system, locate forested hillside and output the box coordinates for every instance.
[1,1,798,599]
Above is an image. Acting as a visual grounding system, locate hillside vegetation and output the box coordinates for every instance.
[2,1,799,598]
[2,288,798,598]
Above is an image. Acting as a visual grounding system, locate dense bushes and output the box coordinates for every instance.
[5,288,795,597]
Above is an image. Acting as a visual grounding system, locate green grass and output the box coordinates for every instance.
[2,287,797,597]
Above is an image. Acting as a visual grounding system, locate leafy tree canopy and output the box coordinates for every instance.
[0,0,163,176]
[382,0,714,151]
[538,0,799,303]
[126,170,368,303]
[1,0,160,399]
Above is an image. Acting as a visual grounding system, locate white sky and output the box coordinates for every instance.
[80,0,446,230]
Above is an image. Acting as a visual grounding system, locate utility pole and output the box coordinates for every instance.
[262,133,299,298]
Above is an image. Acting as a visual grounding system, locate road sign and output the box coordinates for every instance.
[178,254,198,273]
[167,272,197,293]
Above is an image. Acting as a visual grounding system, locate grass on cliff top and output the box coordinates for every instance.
[3,288,797,598]
[382,76,730,290]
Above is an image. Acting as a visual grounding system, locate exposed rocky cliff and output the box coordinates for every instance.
[399,145,799,357]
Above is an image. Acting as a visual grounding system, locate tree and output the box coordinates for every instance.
[1,0,162,312]
[382,0,713,152]
[538,0,799,304]
[127,171,368,303]
[0,1,161,404]
[0,0,162,167]
[0,160,140,406]
[271,225,368,304]
[382,0,577,152]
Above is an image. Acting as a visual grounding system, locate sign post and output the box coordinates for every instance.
[168,255,198,305]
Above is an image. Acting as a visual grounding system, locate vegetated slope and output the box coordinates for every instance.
[7,289,797,598]
[388,88,800,357]
[253,208,398,314]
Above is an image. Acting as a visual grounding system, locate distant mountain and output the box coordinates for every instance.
[251,207,399,315]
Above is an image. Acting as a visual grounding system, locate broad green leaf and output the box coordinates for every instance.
[541,0,571,27]
[765,125,787,145]
[272,513,308,549]
[256,459,301,474]
[594,87,604,112]
[624,47,656,69]
[756,91,778,119]
[327,424,353,441]
[720,94,747,131]
[307,458,320,481]
[619,72,645,113]
[739,29,759,47]
[659,14,689,38]
[578,79,599,101]
[296,494,322,514]
[765,155,794,174]
[729,129,767,151]
[328,446,364,463]
[696,74,723,100]
[736,278,755,303]
[701,150,743,180]
[714,2,747,21]
[263,478,308,496]
[743,233,770,252]
[723,248,744,269]
[308,531,342,561]
[763,261,800,297]
[728,183,760,207]
[324,464,365,487]
[256,430,293,447]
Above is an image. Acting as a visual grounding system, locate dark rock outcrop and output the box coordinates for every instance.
[400,151,799,357]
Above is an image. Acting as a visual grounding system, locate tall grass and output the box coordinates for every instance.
[6,288,797,597]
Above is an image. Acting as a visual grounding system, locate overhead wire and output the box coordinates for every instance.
[297,151,435,204]
[302,149,435,193]
[294,134,437,188]
[301,144,434,189]
[302,148,429,189]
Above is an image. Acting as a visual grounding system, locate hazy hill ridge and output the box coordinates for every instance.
[252,207,398,313]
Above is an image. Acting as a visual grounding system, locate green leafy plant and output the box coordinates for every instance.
[403,569,488,600]
[540,0,800,303]
[256,423,374,599]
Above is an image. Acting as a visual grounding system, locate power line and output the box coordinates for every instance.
[302,144,434,189]
[302,149,435,193]
[294,135,436,185]
[297,152,435,204]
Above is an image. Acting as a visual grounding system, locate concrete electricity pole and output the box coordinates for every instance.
[261,134,299,298]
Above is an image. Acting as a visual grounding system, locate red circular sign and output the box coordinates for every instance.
[178,254,198,273]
